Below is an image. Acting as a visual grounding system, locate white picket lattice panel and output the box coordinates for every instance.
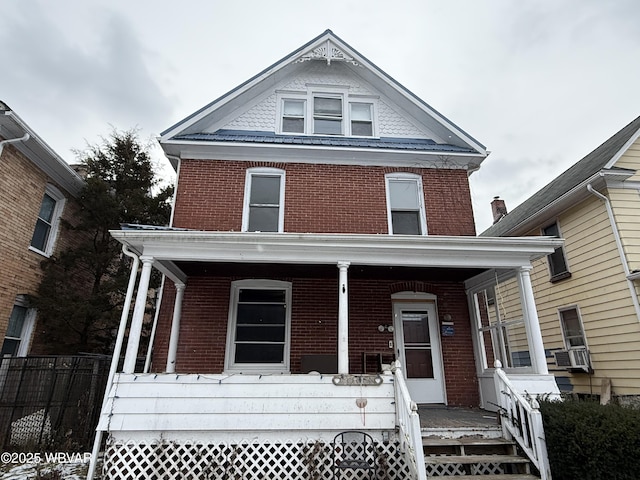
[102,438,412,479]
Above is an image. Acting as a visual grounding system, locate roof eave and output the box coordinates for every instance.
[161,139,486,171]
[0,109,84,196]
[492,169,633,236]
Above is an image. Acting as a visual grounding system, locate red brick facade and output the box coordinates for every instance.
[172,160,476,236]
[152,156,482,407]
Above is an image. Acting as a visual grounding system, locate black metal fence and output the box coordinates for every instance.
[0,355,110,452]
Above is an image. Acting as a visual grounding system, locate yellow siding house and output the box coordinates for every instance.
[482,116,640,403]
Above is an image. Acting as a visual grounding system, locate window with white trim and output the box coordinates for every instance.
[385,174,427,235]
[281,99,306,133]
[542,222,570,281]
[350,102,373,136]
[30,184,66,256]
[558,306,587,349]
[225,280,292,372]
[2,298,36,357]
[242,168,285,232]
[278,91,375,137]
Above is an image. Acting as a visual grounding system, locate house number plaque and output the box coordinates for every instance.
[332,374,383,386]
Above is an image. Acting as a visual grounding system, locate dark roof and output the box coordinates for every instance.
[173,129,476,153]
[482,115,640,237]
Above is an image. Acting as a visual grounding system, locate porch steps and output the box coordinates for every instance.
[422,436,539,478]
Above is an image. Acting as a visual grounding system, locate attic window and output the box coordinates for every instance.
[313,96,342,135]
[278,91,375,137]
[282,100,305,133]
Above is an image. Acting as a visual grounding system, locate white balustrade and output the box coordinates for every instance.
[494,360,552,480]
[393,362,427,480]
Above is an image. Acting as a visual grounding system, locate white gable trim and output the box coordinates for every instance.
[160,30,487,157]
[604,124,640,169]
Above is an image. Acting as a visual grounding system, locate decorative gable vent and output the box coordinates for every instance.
[296,40,359,66]
[554,347,591,373]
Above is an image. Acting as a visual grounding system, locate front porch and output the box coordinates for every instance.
[88,232,563,479]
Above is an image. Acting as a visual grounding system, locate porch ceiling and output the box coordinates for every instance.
[175,261,484,282]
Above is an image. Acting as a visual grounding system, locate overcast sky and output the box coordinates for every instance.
[2,0,639,232]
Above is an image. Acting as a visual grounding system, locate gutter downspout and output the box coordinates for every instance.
[0,133,30,156]
[87,246,140,480]
[587,184,640,322]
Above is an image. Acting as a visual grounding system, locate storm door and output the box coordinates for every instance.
[393,302,445,403]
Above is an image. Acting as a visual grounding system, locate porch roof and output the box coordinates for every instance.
[110,230,563,284]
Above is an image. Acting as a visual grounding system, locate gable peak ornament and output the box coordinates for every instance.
[296,40,360,66]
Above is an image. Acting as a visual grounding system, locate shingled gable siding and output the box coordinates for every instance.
[172,159,476,235]
[0,144,82,354]
[152,277,479,407]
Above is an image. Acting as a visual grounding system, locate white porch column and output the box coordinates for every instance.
[123,255,154,374]
[337,261,350,374]
[517,266,548,374]
[166,282,186,373]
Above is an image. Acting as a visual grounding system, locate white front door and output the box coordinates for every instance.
[394,302,445,404]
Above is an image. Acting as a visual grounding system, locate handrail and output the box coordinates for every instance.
[494,360,552,480]
[392,362,427,480]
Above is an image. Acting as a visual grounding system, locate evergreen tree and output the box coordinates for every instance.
[33,129,173,354]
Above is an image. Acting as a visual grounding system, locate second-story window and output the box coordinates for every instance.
[30,184,66,257]
[385,174,427,235]
[313,95,343,135]
[242,168,285,233]
[542,222,570,281]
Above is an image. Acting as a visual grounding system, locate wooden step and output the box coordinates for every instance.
[425,454,531,465]
[423,437,515,447]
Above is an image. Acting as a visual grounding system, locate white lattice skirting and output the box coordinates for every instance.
[103,438,411,479]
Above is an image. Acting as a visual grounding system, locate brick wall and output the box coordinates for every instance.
[0,143,82,353]
[153,275,479,407]
[172,160,476,236]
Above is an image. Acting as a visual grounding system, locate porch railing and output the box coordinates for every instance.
[392,362,427,480]
[494,360,552,480]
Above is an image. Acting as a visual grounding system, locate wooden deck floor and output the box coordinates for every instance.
[417,405,500,429]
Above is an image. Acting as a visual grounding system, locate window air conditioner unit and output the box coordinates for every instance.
[554,347,591,373]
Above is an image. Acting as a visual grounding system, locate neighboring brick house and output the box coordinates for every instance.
[482,115,640,404]
[95,31,561,479]
[0,101,84,357]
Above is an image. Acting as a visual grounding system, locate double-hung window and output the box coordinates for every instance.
[350,102,373,136]
[282,99,306,133]
[225,280,292,372]
[559,307,587,349]
[313,95,343,135]
[278,91,375,137]
[242,168,285,232]
[2,298,36,357]
[385,174,427,235]
[30,184,65,256]
[542,222,570,281]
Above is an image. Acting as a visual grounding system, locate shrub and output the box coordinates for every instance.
[539,397,640,480]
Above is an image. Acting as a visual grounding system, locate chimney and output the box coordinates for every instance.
[491,196,508,224]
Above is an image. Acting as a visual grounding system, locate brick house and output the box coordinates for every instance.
[95,31,560,479]
[0,101,84,357]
